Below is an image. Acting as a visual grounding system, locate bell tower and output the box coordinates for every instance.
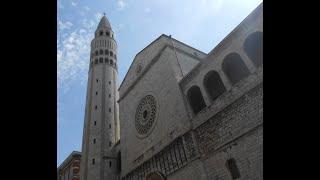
[80,14,120,180]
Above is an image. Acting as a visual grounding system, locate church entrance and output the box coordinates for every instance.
[146,172,165,180]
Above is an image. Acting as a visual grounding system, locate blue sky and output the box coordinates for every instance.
[57,0,263,166]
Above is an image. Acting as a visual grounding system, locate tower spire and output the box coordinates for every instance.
[97,14,112,30]
[80,13,120,180]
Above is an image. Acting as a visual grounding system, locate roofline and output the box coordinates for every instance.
[180,2,263,86]
[118,34,207,91]
[57,151,81,170]
[207,2,263,56]
[118,34,166,91]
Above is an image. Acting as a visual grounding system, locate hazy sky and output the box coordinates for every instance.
[57,0,263,166]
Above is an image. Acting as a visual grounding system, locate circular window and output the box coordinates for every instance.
[135,95,157,136]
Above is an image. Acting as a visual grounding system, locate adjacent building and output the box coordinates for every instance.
[57,151,81,180]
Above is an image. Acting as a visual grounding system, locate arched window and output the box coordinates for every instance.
[203,70,226,101]
[187,86,206,114]
[110,51,113,57]
[222,53,250,85]
[99,49,103,55]
[146,172,165,180]
[105,49,109,55]
[244,31,263,67]
[99,31,103,36]
[106,31,110,36]
[105,58,109,63]
[95,50,98,56]
[110,60,113,65]
[99,58,103,63]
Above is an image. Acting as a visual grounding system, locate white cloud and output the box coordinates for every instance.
[58,20,73,30]
[117,0,127,10]
[95,12,103,22]
[71,1,77,6]
[82,18,96,30]
[84,6,90,11]
[57,20,94,93]
[57,13,103,95]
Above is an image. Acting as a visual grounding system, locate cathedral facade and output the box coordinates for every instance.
[58,3,263,180]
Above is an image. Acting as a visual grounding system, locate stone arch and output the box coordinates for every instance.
[187,86,206,114]
[203,70,226,101]
[146,172,166,180]
[244,31,263,67]
[222,53,250,85]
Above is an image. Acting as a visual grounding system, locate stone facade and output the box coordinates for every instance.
[61,2,263,180]
[119,3,263,180]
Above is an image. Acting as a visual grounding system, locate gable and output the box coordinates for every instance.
[118,34,207,101]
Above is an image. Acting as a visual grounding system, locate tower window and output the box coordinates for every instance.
[99,49,103,55]
[99,31,103,36]
[94,121,96,126]
[95,50,98,56]
[109,81,111,85]
[109,94,111,98]
[114,55,117,59]
[105,49,109,55]
[96,79,99,83]
[106,31,110,36]
[110,51,113,57]
[109,161,112,167]
[93,139,96,144]
[92,158,95,165]
[99,58,103,63]
[95,105,97,110]
[110,60,113,65]
[109,124,111,129]
[109,141,112,147]
[226,158,241,179]
[109,108,111,112]
[105,58,109,63]
[96,91,98,95]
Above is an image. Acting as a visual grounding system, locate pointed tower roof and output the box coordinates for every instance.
[97,14,112,29]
